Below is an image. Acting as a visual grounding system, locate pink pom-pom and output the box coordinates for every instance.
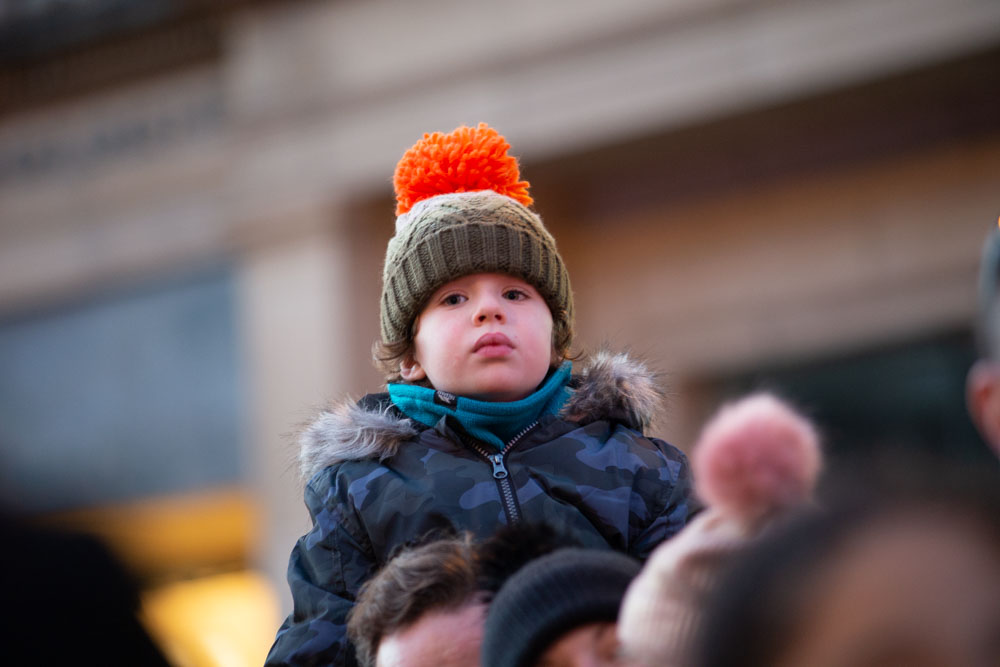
[692,393,821,520]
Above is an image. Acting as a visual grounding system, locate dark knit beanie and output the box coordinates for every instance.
[481,547,640,667]
[380,123,574,347]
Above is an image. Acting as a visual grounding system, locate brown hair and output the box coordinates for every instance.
[347,533,482,666]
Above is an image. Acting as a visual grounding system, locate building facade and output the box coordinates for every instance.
[1,0,998,635]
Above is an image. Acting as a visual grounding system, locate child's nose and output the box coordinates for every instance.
[473,295,506,323]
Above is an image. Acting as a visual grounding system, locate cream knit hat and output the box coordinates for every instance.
[617,393,822,666]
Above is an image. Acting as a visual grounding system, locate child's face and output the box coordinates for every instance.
[400,272,555,401]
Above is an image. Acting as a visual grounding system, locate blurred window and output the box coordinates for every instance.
[719,331,995,472]
[0,266,245,512]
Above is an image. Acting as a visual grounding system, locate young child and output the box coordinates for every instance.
[265,123,692,666]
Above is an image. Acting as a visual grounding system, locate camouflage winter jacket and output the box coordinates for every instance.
[265,352,692,666]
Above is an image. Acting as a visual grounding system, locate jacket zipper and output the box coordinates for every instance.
[465,422,539,525]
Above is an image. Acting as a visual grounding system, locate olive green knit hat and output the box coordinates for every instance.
[380,123,574,347]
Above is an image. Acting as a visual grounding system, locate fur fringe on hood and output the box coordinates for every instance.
[298,350,663,480]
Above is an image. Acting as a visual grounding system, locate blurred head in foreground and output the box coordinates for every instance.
[0,513,171,666]
[349,532,484,667]
[966,228,1000,458]
[348,523,577,667]
[696,467,1000,667]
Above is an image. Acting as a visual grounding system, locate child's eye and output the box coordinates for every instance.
[503,289,528,301]
[441,293,466,306]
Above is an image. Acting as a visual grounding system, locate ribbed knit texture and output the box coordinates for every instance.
[387,361,572,449]
[482,548,640,667]
[380,190,573,345]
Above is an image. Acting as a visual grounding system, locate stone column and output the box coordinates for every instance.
[236,207,356,615]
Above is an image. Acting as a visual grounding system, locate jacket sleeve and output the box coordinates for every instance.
[629,438,694,561]
[265,473,375,667]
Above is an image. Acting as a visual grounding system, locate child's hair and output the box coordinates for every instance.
[374,123,575,382]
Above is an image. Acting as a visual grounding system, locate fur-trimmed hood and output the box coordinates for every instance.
[298,351,663,480]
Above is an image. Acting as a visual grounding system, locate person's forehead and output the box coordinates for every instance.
[376,603,486,667]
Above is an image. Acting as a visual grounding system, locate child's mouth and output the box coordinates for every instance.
[473,333,514,356]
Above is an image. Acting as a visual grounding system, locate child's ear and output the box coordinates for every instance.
[967,360,1000,456]
[400,356,427,382]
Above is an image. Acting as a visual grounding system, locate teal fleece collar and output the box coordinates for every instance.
[388,361,572,449]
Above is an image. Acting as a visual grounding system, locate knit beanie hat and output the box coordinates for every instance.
[380,123,574,348]
[617,393,822,667]
[481,547,640,667]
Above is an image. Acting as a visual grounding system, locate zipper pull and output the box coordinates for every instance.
[490,453,509,479]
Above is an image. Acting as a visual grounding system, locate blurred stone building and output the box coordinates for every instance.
[1,0,998,660]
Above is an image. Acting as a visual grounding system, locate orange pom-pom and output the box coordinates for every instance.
[393,123,533,215]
